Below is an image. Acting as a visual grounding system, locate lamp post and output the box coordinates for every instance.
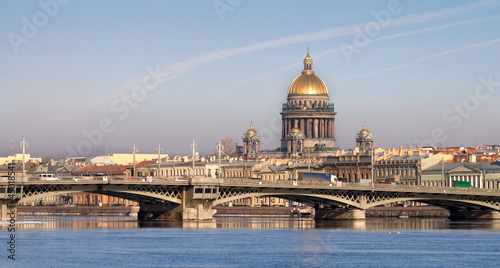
[244,162,247,179]
[20,138,28,178]
[308,148,311,172]
[441,158,445,187]
[156,144,163,178]
[216,141,224,178]
[131,144,138,177]
[190,140,198,178]
[370,144,376,190]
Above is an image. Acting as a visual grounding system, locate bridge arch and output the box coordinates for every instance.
[20,184,183,205]
[362,192,500,211]
[214,193,363,208]
[215,188,366,209]
[216,187,500,212]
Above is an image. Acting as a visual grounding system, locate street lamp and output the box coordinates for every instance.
[216,141,224,178]
[190,140,198,179]
[371,145,375,190]
[156,144,163,178]
[308,148,311,172]
[131,144,138,177]
[441,158,445,187]
[20,138,28,178]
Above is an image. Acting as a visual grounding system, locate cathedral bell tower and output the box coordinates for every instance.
[242,122,260,157]
[356,123,374,152]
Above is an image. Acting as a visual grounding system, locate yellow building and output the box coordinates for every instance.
[91,153,169,165]
[0,154,42,165]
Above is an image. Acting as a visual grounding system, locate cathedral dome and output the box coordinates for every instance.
[245,122,257,135]
[357,123,373,139]
[287,123,305,139]
[287,50,328,96]
[288,73,328,95]
[360,124,369,135]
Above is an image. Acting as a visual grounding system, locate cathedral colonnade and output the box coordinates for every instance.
[280,49,337,154]
[282,118,335,139]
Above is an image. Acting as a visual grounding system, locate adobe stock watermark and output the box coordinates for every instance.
[213,0,243,21]
[301,231,340,266]
[6,163,17,261]
[257,108,282,150]
[415,74,499,148]
[65,65,171,158]
[340,0,403,63]
[7,0,70,53]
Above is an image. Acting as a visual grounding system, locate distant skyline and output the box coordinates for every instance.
[1,0,500,159]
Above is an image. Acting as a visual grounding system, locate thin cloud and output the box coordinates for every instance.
[216,16,498,95]
[324,15,499,58]
[52,0,497,122]
[335,38,500,81]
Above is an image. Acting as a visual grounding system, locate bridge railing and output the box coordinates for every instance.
[219,179,500,194]
[23,176,190,183]
[12,176,500,194]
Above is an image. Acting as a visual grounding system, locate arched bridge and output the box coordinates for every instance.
[2,178,500,220]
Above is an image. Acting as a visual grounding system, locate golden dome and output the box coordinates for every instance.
[291,126,301,133]
[246,122,256,134]
[288,122,305,138]
[360,123,369,134]
[288,73,328,95]
[287,50,328,95]
[290,121,303,133]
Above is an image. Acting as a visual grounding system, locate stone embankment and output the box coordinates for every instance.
[18,206,450,218]
[366,207,450,218]
[214,206,295,218]
[215,206,450,218]
[18,206,139,216]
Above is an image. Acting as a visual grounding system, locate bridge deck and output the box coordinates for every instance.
[3,178,500,197]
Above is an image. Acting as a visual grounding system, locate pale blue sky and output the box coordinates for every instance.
[1,0,500,158]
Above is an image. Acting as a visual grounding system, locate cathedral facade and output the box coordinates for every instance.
[355,123,374,152]
[241,50,338,158]
[280,50,336,155]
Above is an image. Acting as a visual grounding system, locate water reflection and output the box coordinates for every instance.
[216,218,316,229]
[3,216,500,231]
[1,216,139,229]
[316,218,500,231]
[132,218,315,229]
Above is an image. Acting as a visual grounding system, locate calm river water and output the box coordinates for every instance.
[2,216,500,267]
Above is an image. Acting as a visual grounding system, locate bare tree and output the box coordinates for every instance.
[215,137,238,157]
[42,156,54,165]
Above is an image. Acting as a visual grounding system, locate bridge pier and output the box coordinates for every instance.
[182,201,217,221]
[449,210,500,220]
[138,178,220,221]
[138,203,216,221]
[138,203,183,220]
[315,208,366,220]
[138,202,217,221]
[0,200,18,221]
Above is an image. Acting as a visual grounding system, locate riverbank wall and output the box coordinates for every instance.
[17,206,451,218]
[366,207,450,218]
[214,207,294,218]
[18,206,139,216]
